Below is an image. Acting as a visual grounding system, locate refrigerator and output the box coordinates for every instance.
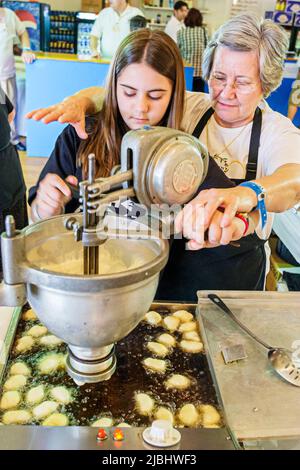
[76,12,97,58]
[1,1,50,51]
[49,10,77,54]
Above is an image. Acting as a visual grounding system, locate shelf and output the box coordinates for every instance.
[143,5,173,12]
[143,5,209,13]
[149,22,167,26]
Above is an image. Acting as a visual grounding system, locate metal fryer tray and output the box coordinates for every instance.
[0,302,236,449]
[197,291,300,443]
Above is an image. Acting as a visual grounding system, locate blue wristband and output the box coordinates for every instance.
[239,181,267,229]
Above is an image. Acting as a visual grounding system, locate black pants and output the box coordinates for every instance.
[0,196,28,280]
[192,77,205,92]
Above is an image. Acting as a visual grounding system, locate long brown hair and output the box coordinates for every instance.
[79,29,185,178]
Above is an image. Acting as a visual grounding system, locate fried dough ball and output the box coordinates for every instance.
[199,404,221,427]
[37,353,66,374]
[135,392,155,416]
[178,404,200,427]
[9,362,31,376]
[22,309,37,321]
[147,341,169,358]
[42,413,69,426]
[0,391,21,410]
[156,333,176,348]
[178,321,197,333]
[50,386,72,405]
[91,417,113,427]
[163,315,180,332]
[27,325,48,338]
[143,357,167,374]
[26,385,45,405]
[4,374,27,391]
[144,311,162,326]
[15,336,34,354]
[33,401,59,420]
[2,410,32,425]
[180,340,203,354]
[39,335,63,347]
[154,406,174,424]
[182,331,201,342]
[173,310,194,323]
[164,374,191,390]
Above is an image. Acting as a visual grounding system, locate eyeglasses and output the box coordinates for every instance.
[209,73,258,95]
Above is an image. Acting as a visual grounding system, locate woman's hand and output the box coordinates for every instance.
[31,174,78,221]
[26,96,90,139]
[175,201,253,250]
[193,186,258,229]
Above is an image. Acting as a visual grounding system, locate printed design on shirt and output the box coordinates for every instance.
[212,153,246,178]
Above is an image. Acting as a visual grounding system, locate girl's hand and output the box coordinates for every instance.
[32,174,78,220]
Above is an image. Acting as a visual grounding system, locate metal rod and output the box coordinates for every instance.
[5,215,16,238]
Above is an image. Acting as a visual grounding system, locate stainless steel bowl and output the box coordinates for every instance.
[2,214,169,349]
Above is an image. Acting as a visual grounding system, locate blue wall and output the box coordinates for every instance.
[26,59,194,157]
[266,77,300,127]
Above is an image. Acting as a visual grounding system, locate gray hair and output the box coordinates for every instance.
[202,13,288,97]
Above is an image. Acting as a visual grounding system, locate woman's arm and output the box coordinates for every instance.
[175,157,259,249]
[194,163,300,230]
[26,87,105,139]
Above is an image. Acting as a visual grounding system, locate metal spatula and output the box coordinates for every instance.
[208,293,300,387]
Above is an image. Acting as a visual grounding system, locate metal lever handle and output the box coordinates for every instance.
[83,170,133,197]
[208,293,272,351]
[65,181,80,199]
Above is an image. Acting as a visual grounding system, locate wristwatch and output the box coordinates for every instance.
[239,181,267,229]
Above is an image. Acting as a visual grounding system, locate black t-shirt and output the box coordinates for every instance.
[28,121,266,300]
[0,86,26,210]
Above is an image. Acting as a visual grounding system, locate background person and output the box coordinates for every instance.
[129,15,147,32]
[90,0,144,59]
[0,85,27,278]
[164,1,188,44]
[177,8,207,92]
[0,6,35,149]
[287,69,300,126]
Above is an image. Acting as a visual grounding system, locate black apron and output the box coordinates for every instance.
[155,107,266,302]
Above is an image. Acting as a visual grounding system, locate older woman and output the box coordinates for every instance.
[27,15,300,282]
[176,14,300,253]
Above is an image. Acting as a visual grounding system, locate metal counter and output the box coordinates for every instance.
[197,291,300,448]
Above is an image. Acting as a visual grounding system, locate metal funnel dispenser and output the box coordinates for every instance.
[0,127,209,384]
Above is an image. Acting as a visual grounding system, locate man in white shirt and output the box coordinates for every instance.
[90,0,144,59]
[0,7,35,147]
[165,1,188,44]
